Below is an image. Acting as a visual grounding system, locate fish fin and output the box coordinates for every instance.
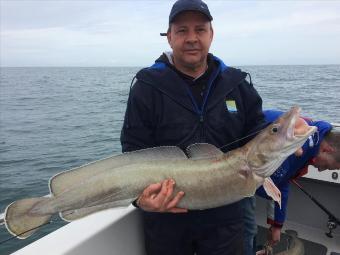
[186,143,223,160]
[263,177,282,209]
[60,199,133,221]
[4,197,52,239]
[50,146,187,196]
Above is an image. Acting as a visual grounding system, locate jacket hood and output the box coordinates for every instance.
[135,53,248,113]
[137,52,247,85]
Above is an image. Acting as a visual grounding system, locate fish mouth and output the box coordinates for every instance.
[247,106,317,178]
[281,106,317,153]
[294,126,316,138]
[287,106,300,140]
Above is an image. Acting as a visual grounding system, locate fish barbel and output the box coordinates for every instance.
[4,106,316,239]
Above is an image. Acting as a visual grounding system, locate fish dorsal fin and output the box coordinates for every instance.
[123,146,187,161]
[263,177,282,209]
[186,143,223,160]
[50,146,187,196]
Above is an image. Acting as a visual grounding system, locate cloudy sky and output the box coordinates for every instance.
[1,0,340,67]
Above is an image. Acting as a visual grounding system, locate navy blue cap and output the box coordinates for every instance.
[169,0,212,24]
[160,0,212,36]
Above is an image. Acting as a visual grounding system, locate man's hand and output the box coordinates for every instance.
[137,179,188,213]
[267,225,281,246]
[256,226,281,255]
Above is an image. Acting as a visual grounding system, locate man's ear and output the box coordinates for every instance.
[167,30,172,48]
[321,141,335,154]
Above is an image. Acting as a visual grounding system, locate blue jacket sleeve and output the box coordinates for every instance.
[309,120,333,146]
[263,110,283,123]
[273,181,290,225]
[258,180,289,227]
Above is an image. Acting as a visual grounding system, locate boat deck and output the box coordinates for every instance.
[256,225,328,255]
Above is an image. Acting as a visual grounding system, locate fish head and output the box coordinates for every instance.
[246,106,316,177]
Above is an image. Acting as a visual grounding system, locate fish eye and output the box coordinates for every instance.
[271,125,279,133]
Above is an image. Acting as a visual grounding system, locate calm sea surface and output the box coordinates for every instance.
[0,65,339,254]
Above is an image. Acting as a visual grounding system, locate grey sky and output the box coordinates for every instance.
[1,0,340,67]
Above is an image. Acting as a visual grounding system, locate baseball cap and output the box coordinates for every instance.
[160,0,213,36]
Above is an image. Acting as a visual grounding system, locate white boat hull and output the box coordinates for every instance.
[12,206,146,255]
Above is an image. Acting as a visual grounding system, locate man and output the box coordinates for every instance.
[242,110,340,255]
[120,0,266,254]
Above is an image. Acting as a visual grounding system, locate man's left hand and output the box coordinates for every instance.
[267,225,281,246]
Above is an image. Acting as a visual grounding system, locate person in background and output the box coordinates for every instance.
[242,110,340,255]
[120,0,268,254]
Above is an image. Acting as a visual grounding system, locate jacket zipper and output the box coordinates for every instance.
[183,65,222,142]
[199,115,205,142]
[198,65,221,142]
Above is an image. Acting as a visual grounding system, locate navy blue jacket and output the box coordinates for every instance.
[120,53,266,222]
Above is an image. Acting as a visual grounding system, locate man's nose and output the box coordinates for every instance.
[185,30,198,43]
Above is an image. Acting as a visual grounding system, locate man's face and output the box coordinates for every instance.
[167,11,213,70]
[312,148,340,171]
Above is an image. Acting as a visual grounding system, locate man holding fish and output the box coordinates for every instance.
[2,0,315,253]
[120,0,311,254]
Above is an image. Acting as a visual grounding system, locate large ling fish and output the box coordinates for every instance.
[4,106,316,239]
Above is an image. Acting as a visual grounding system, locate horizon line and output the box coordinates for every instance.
[1,63,340,68]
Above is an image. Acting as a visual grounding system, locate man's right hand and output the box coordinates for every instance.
[136,179,188,213]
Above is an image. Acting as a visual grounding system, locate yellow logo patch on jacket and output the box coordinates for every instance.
[226,100,237,112]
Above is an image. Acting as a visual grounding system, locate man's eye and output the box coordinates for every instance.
[175,28,186,33]
[197,28,206,33]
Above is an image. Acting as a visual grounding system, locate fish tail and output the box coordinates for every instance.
[5,197,52,239]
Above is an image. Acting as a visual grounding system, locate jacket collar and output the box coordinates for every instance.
[136,53,247,114]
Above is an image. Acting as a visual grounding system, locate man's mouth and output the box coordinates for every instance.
[184,49,200,53]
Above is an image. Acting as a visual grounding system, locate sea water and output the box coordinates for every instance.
[0,65,339,254]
